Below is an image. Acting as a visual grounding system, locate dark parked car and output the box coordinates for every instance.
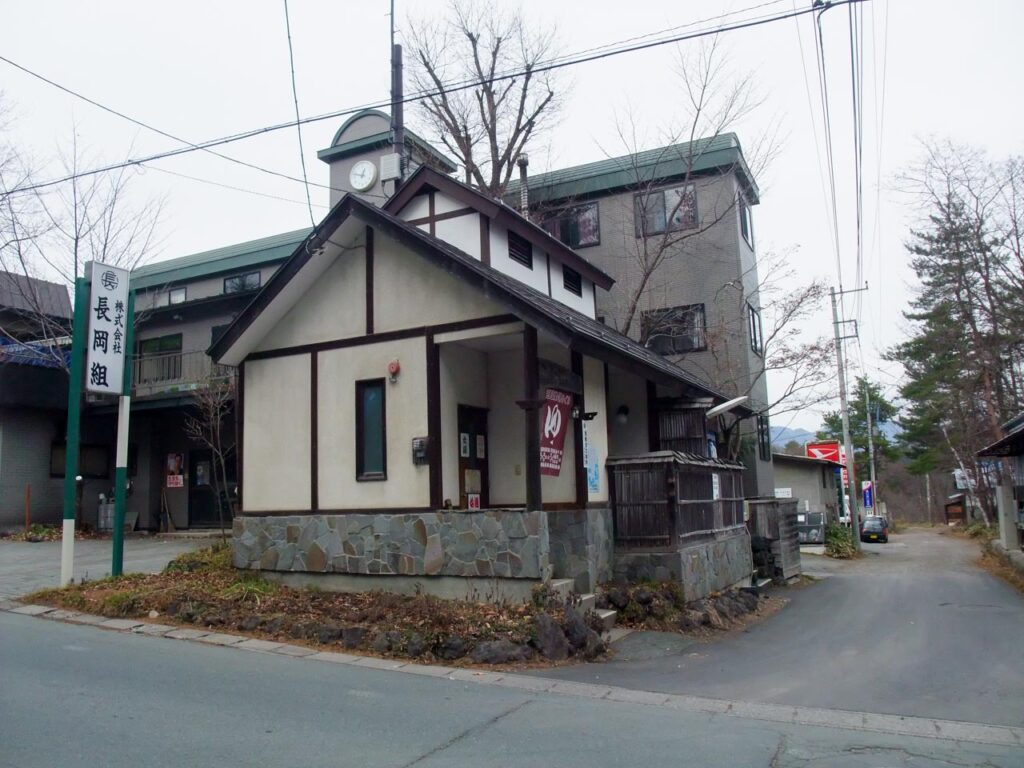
[860,515,889,543]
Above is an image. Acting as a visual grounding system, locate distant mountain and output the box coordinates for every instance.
[770,426,816,447]
[770,422,902,448]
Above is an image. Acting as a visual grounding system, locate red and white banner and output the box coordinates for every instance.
[807,440,847,486]
[540,388,572,476]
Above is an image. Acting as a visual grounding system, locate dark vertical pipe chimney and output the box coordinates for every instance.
[391,43,405,182]
[517,154,529,218]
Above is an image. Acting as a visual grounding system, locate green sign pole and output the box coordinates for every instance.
[60,276,89,586]
[111,289,135,577]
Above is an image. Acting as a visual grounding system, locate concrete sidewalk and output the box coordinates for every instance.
[0,537,207,598]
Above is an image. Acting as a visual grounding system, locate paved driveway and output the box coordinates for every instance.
[0,537,208,598]
[530,529,1024,728]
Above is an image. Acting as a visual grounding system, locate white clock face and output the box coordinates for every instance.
[349,160,378,192]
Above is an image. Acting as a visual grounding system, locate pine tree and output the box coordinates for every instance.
[817,377,899,483]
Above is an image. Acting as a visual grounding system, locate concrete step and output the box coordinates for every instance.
[548,578,575,602]
[575,593,597,613]
[594,608,617,630]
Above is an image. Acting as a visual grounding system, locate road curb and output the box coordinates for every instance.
[5,600,1022,749]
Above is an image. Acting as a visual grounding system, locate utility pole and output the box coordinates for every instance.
[830,285,867,551]
[925,472,933,526]
[864,384,878,508]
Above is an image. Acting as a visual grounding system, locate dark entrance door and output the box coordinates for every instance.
[188,449,223,528]
[457,405,489,509]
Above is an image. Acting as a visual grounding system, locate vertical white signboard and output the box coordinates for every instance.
[85,263,130,394]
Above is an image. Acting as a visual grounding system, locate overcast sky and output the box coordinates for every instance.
[3,0,1021,431]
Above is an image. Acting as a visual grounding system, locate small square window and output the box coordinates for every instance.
[168,287,187,305]
[634,184,698,237]
[642,304,706,354]
[356,379,387,480]
[541,202,600,248]
[562,265,582,296]
[507,231,533,269]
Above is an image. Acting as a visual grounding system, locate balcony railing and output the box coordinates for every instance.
[132,350,234,398]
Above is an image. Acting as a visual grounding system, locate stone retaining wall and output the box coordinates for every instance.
[234,510,550,581]
[613,526,753,602]
[547,507,613,592]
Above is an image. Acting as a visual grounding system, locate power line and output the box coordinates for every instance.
[142,164,329,209]
[282,0,315,227]
[5,0,868,197]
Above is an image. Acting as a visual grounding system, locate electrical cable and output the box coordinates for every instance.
[282,0,316,227]
[4,0,868,197]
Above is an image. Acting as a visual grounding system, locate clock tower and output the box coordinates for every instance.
[316,109,457,207]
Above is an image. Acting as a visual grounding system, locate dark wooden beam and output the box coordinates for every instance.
[236,361,245,513]
[365,226,374,335]
[479,214,491,266]
[647,379,660,452]
[310,352,318,512]
[404,207,476,226]
[428,191,436,236]
[571,351,587,509]
[426,334,442,509]
[523,325,541,511]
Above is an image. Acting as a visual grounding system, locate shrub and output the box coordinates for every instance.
[965,521,997,541]
[825,523,857,559]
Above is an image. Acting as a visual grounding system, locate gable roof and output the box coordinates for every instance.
[772,452,842,468]
[130,228,310,290]
[507,133,759,206]
[0,272,72,319]
[317,109,457,172]
[384,165,615,291]
[209,195,742,408]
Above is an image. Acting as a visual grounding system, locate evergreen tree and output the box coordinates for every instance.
[817,377,899,484]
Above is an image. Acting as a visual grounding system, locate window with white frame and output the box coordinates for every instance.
[168,286,187,305]
[739,195,754,248]
[641,304,707,354]
[634,183,698,237]
[747,302,763,356]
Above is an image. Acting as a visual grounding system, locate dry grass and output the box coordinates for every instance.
[978,550,1024,597]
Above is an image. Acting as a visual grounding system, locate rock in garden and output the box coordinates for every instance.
[261,616,285,634]
[532,612,569,660]
[239,616,261,632]
[735,590,759,612]
[606,588,630,611]
[436,634,468,660]
[315,624,343,644]
[580,629,606,660]
[634,588,654,606]
[677,609,704,632]
[342,626,367,648]
[406,633,427,657]
[470,639,533,664]
[702,605,727,630]
[563,611,590,651]
[712,596,739,620]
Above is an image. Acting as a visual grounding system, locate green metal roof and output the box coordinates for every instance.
[507,133,759,205]
[130,228,311,290]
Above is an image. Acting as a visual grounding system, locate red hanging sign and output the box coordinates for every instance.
[540,388,572,476]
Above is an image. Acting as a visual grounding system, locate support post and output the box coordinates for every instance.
[830,287,860,551]
[523,326,541,511]
[24,484,31,533]
[61,276,89,586]
[111,289,135,576]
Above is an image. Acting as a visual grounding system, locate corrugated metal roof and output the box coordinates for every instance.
[507,133,759,204]
[0,272,72,319]
[130,228,310,290]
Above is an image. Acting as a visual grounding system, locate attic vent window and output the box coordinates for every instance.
[562,265,582,296]
[507,231,533,269]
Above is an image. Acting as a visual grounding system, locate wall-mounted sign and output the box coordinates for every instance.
[166,453,184,488]
[775,487,793,499]
[540,388,572,476]
[582,422,600,493]
[459,432,470,458]
[467,493,481,510]
[85,263,130,395]
[711,473,721,500]
[476,435,486,459]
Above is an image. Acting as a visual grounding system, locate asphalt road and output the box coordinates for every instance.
[0,536,207,598]
[1,609,1020,768]
[531,529,1024,728]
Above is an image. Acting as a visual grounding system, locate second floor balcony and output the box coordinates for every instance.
[132,349,234,400]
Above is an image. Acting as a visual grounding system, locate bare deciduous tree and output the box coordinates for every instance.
[407,0,563,196]
[183,373,237,541]
[0,100,164,369]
